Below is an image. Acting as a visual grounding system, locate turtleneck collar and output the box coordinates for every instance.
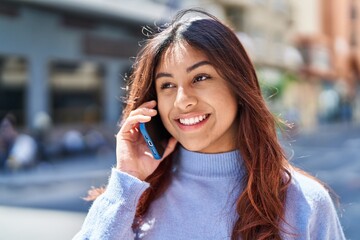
[174,146,244,178]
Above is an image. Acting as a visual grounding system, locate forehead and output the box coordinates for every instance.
[156,42,208,71]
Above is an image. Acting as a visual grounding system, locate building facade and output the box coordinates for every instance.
[4,0,355,134]
[0,0,178,131]
[0,0,225,132]
[215,0,304,131]
[293,0,360,127]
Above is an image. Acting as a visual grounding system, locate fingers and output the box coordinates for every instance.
[143,137,177,161]
[135,100,156,109]
[128,100,157,117]
[120,101,158,133]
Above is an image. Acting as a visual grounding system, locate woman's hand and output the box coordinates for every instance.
[115,100,177,181]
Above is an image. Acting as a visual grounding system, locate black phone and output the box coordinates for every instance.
[139,115,170,160]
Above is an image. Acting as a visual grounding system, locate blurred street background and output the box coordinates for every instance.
[0,0,359,239]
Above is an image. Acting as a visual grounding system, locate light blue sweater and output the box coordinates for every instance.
[73,147,346,239]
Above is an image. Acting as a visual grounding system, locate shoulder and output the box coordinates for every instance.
[287,168,332,204]
[283,168,345,239]
[286,168,336,215]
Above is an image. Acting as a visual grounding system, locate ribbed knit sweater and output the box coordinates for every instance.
[73,147,345,240]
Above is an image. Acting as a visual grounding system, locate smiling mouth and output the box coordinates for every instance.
[178,114,209,126]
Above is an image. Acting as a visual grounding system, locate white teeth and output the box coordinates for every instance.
[179,115,207,126]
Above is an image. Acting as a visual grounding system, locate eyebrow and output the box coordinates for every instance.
[186,60,211,73]
[155,60,211,80]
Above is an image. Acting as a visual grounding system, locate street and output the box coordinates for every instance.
[0,206,86,240]
[288,123,360,240]
[0,123,359,239]
[0,152,114,240]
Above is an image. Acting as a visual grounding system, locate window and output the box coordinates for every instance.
[50,61,104,124]
[0,56,27,125]
[254,0,267,4]
[273,0,289,13]
[62,14,96,30]
[350,4,358,46]
[272,32,284,62]
[350,4,357,20]
[225,6,245,31]
[311,45,330,71]
[0,2,19,17]
[251,29,267,60]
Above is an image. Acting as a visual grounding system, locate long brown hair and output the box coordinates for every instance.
[93,9,294,239]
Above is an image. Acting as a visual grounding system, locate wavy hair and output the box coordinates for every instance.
[90,9,293,240]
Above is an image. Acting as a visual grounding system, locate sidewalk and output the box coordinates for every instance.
[0,151,115,212]
[288,122,360,148]
[0,153,116,240]
[0,206,86,240]
[0,123,359,239]
[0,151,115,186]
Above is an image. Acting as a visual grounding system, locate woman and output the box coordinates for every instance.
[74,9,345,240]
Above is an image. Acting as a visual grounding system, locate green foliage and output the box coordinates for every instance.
[257,68,298,101]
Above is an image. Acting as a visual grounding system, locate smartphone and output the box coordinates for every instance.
[139,116,169,160]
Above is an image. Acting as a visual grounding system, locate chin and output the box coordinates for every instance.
[180,142,207,153]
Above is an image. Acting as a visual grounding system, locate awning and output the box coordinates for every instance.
[12,0,172,24]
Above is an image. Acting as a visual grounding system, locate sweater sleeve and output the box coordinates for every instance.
[73,168,150,240]
[284,171,346,240]
[308,188,346,240]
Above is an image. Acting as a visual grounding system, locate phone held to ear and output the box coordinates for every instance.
[139,122,166,160]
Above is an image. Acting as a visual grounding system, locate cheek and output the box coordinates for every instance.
[157,92,176,113]
[216,91,238,120]
[157,97,171,123]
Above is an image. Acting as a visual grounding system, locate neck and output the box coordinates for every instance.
[175,146,244,178]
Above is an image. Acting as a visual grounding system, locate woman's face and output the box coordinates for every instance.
[155,43,238,153]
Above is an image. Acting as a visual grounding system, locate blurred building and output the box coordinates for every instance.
[291,0,360,127]
[216,0,360,129]
[0,0,229,132]
[219,0,299,68]
[215,0,304,130]
[280,0,326,130]
[5,0,356,134]
[0,0,183,131]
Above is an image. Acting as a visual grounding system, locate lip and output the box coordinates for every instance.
[174,113,210,131]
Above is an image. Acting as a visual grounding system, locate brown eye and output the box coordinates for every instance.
[193,74,211,83]
[160,82,176,89]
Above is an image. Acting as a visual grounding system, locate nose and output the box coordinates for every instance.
[174,87,197,110]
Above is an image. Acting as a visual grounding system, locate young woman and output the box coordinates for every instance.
[73,9,345,240]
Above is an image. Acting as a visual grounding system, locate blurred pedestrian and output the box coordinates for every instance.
[74,9,345,240]
[61,129,86,156]
[33,111,52,161]
[0,114,37,171]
